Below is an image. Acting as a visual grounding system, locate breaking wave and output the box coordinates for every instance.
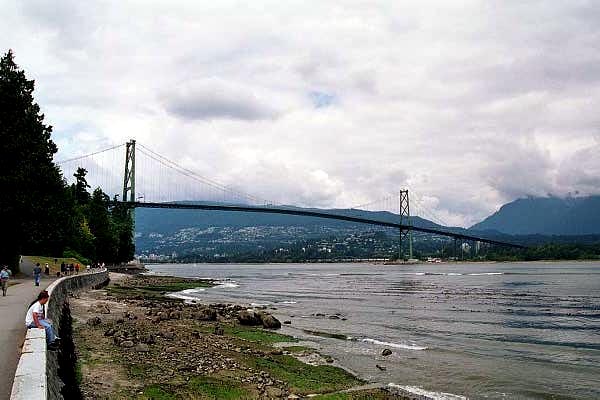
[360,338,427,351]
[388,383,467,400]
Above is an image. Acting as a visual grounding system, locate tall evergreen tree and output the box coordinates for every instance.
[112,202,135,262]
[73,167,91,205]
[0,50,71,269]
[87,188,118,263]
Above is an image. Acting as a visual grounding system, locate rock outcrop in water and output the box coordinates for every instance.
[238,310,282,329]
[258,312,282,329]
[238,310,262,326]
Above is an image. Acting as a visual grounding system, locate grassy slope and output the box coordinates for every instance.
[22,255,88,274]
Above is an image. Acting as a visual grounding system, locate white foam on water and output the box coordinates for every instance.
[166,287,206,301]
[388,383,467,400]
[468,272,503,276]
[415,272,426,276]
[250,302,271,307]
[279,301,298,304]
[360,338,427,351]
[181,288,206,293]
[167,288,204,300]
[447,273,463,276]
[215,281,240,288]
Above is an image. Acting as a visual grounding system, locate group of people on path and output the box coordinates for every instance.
[2,259,94,297]
[60,261,80,276]
[1,261,49,297]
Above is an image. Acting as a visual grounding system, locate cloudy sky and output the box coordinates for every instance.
[2,0,599,226]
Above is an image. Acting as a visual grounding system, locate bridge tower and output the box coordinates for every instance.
[399,189,413,260]
[122,139,136,202]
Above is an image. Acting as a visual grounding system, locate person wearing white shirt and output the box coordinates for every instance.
[25,291,60,349]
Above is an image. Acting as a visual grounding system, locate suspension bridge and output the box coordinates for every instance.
[57,140,525,255]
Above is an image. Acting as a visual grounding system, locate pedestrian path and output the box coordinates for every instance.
[0,276,54,400]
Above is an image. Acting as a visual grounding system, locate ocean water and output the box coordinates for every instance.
[146,262,600,399]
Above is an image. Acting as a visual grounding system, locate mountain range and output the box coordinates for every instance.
[134,196,600,255]
[470,196,600,235]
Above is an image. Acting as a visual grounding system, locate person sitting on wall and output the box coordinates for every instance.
[25,290,60,349]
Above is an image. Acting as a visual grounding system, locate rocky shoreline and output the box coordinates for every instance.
[70,273,408,399]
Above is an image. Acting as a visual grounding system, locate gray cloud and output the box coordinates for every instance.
[3,1,600,226]
[481,140,555,201]
[163,78,279,121]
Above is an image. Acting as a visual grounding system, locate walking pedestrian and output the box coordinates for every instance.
[60,261,66,276]
[25,291,60,349]
[44,263,50,275]
[0,266,10,296]
[75,263,80,274]
[33,263,42,286]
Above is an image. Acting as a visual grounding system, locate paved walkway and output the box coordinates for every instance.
[0,275,54,400]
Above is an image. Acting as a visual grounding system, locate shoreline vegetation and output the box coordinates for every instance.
[142,241,600,265]
[140,257,600,266]
[71,274,407,400]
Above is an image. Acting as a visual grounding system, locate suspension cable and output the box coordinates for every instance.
[136,145,271,205]
[351,194,396,210]
[55,143,126,165]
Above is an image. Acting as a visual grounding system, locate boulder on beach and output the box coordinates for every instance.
[143,334,156,344]
[237,310,261,326]
[135,343,149,352]
[87,316,102,326]
[103,328,115,337]
[197,307,217,321]
[258,312,281,329]
[162,330,175,339]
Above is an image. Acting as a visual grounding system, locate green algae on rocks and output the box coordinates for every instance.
[71,274,403,399]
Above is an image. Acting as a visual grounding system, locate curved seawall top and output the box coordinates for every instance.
[10,268,108,400]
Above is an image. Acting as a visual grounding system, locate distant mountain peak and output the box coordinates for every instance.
[470,195,600,235]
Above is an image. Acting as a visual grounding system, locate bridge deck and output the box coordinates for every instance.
[117,201,524,248]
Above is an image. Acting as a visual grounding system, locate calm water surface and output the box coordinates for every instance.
[146,262,600,400]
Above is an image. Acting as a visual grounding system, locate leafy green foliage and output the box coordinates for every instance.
[482,242,600,261]
[0,49,134,268]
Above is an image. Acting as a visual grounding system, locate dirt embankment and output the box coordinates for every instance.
[70,274,405,400]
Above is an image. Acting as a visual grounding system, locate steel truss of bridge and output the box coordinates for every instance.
[114,201,525,249]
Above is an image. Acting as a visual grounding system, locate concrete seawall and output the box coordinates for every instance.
[10,269,109,400]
